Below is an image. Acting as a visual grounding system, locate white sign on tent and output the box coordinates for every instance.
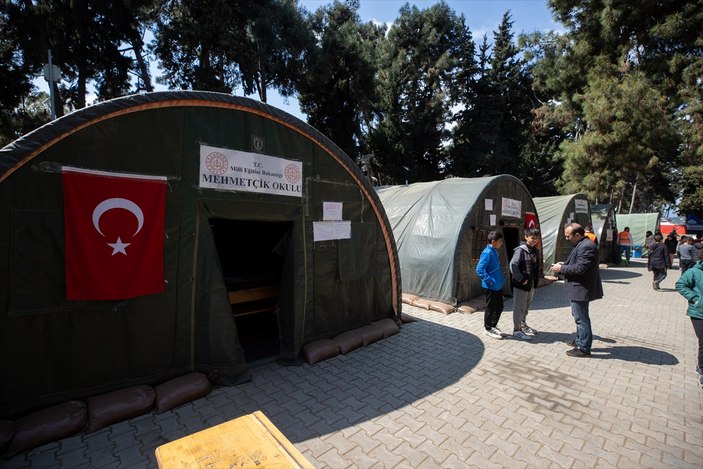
[199,144,303,197]
[501,197,522,218]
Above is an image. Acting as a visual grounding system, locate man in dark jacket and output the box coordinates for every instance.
[551,223,604,357]
[648,234,671,289]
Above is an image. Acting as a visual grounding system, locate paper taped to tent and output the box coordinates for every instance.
[590,204,619,264]
[0,91,401,418]
[533,194,592,275]
[377,176,538,306]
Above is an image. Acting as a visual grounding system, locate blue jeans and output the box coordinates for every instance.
[619,245,631,261]
[570,300,592,352]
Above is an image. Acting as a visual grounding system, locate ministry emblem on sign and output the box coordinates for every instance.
[251,135,265,153]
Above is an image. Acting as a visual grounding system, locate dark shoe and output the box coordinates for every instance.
[564,340,576,347]
[566,347,591,357]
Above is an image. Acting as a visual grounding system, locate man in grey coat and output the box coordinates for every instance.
[551,223,604,357]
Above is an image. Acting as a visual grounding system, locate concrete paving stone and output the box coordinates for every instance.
[86,447,119,468]
[55,434,85,455]
[536,442,576,468]
[484,432,520,458]
[315,448,354,469]
[365,442,405,468]
[343,445,383,468]
[391,441,430,467]
[317,431,358,456]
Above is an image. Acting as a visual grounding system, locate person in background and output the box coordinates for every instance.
[509,228,541,341]
[476,231,506,340]
[643,230,654,257]
[678,236,696,274]
[585,226,598,245]
[648,234,671,290]
[664,233,679,268]
[617,227,633,266]
[675,248,703,389]
[551,223,604,357]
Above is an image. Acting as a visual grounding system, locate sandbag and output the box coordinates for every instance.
[155,373,212,414]
[7,401,87,456]
[429,301,455,314]
[356,323,385,346]
[372,318,400,338]
[86,385,156,433]
[332,331,363,354]
[456,304,477,314]
[401,293,419,304]
[400,312,417,323]
[301,339,340,364]
[411,298,432,309]
[0,420,15,454]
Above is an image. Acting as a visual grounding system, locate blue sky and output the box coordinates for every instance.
[270,0,559,118]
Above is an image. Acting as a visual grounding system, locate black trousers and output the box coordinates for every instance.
[484,289,504,330]
[692,317,703,369]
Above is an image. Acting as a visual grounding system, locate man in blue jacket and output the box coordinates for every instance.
[476,231,506,339]
[551,223,604,357]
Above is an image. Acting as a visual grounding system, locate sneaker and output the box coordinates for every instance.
[513,330,532,341]
[484,328,503,340]
[520,324,537,336]
[566,347,591,357]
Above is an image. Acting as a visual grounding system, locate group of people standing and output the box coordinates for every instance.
[475,223,602,358]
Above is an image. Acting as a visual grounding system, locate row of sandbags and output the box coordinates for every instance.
[302,318,400,365]
[0,372,213,457]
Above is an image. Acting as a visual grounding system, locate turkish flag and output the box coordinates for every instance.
[525,212,538,229]
[63,167,167,300]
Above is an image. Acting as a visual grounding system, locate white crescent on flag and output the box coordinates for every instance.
[92,198,144,237]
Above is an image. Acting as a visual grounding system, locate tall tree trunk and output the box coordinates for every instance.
[128,30,153,92]
[629,182,637,214]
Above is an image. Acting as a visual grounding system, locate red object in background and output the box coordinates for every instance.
[63,167,167,300]
[525,212,538,229]
[659,224,687,236]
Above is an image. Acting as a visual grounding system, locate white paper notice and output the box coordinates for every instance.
[323,201,343,221]
[485,199,493,211]
[313,221,351,241]
[574,199,589,214]
[501,198,522,218]
[490,214,497,226]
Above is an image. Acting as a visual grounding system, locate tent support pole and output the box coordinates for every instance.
[189,207,200,370]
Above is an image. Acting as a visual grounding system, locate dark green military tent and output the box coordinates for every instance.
[533,194,593,274]
[377,176,538,305]
[591,204,619,264]
[0,91,401,418]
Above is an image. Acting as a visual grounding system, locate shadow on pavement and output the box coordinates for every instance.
[590,345,679,364]
[599,268,642,281]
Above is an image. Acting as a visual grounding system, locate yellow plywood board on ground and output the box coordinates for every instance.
[155,410,314,469]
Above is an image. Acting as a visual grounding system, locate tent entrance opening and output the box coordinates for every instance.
[502,227,520,256]
[210,218,293,363]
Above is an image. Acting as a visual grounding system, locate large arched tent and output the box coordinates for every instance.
[533,194,592,274]
[0,91,401,418]
[591,204,619,264]
[616,213,661,249]
[376,176,538,305]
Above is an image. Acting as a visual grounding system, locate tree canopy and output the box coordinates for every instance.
[1,0,701,217]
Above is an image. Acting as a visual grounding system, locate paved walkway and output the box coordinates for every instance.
[3,258,702,468]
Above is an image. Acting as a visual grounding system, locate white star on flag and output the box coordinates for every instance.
[108,237,131,256]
